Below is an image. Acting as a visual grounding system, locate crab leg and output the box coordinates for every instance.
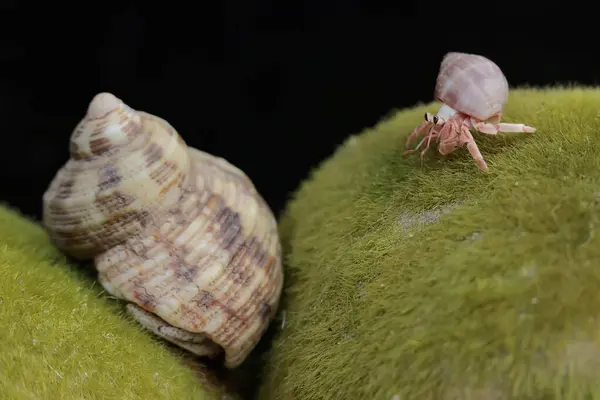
[404,123,438,155]
[419,137,437,164]
[471,118,536,135]
[403,136,428,155]
[461,125,489,172]
[435,121,457,156]
[419,126,441,163]
[405,120,432,149]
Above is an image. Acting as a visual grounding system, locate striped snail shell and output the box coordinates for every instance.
[42,93,284,368]
[434,52,510,121]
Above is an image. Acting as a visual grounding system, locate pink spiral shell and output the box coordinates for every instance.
[434,52,509,121]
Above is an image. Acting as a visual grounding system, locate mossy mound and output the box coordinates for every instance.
[0,205,237,400]
[258,87,600,399]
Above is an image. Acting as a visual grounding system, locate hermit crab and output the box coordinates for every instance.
[404,52,536,171]
[42,92,284,368]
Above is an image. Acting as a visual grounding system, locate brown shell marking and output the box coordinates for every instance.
[434,52,509,121]
[95,147,283,368]
[43,93,191,259]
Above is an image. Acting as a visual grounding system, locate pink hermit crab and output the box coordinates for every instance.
[404,52,536,172]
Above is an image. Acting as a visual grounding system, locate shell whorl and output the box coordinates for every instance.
[434,52,509,121]
[42,92,191,259]
[95,148,284,368]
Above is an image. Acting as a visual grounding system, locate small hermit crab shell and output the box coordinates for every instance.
[434,52,509,121]
[42,93,284,368]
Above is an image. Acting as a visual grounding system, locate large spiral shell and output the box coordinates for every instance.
[434,52,509,121]
[42,93,284,368]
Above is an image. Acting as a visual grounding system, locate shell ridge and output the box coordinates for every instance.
[215,210,282,352]
[177,151,281,363]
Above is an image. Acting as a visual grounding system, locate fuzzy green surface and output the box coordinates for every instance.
[258,87,600,400]
[0,206,232,400]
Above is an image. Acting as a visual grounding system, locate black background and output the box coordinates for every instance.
[1,4,594,221]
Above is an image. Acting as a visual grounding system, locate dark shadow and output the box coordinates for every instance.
[234,259,297,400]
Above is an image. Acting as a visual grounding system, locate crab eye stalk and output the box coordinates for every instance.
[424,112,429,121]
[433,116,439,124]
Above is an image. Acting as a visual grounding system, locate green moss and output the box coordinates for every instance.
[258,87,600,399]
[0,206,234,400]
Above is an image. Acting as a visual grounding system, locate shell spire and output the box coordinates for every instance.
[69,92,142,160]
[43,92,191,259]
[87,92,121,118]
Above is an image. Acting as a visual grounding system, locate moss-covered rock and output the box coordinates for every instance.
[258,87,600,399]
[0,205,238,400]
